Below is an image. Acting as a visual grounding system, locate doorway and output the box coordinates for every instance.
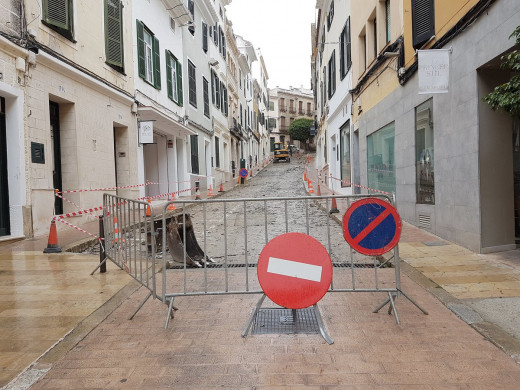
[0,97,10,236]
[49,101,63,215]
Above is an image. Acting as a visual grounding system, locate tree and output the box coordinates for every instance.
[289,118,314,143]
[483,25,520,118]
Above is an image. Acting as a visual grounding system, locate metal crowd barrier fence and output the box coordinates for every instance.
[158,194,427,340]
[94,194,158,319]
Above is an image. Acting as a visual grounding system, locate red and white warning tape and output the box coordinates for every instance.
[328,175,393,196]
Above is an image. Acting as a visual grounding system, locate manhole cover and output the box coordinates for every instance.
[251,307,320,335]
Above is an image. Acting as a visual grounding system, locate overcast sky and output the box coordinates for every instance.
[226,0,316,90]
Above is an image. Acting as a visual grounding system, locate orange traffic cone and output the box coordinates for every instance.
[112,216,125,243]
[308,180,314,194]
[43,219,62,253]
[317,184,321,196]
[330,193,339,214]
[146,198,151,216]
[167,193,177,211]
[218,183,224,192]
[303,170,307,182]
[208,185,214,197]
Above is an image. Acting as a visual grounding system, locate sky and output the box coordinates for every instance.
[226,0,316,90]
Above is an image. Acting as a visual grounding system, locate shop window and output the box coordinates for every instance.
[415,99,434,204]
[367,122,395,194]
[190,134,199,174]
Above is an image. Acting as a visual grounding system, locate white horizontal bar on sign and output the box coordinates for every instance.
[267,257,322,282]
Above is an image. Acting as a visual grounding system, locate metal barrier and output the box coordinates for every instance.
[93,194,158,319]
[159,195,427,342]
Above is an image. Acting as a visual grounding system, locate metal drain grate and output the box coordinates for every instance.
[251,307,320,335]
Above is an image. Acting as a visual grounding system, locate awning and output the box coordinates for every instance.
[138,106,195,137]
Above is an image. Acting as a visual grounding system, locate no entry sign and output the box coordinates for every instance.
[257,232,333,309]
[239,168,248,178]
[343,198,402,256]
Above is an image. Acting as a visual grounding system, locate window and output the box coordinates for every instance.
[322,67,327,104]
[220,82,228,116]
[187,0,195,35]
[240,103,243,125]
[104,0,124,72]
[211,70,220,109]
[327,0,334,31]
[328,51,336,99]
[415,99,434,204]
[190,134,199,174]
[42,0,74,41]
[340,121,351,187]
[202,22,208,52]
[203,77,210,117]
[385,0,391,43]
[215,136,220,168]
[367,122,395,194]
[137,21,160,89]
[188,60,197,107]
[412,0,434,49]
[373,18,377,58]
[166,51,182,106]
[213,25,218,45]
[361,32,367,71]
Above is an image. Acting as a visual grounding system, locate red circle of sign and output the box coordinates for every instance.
[239,169,248,178]
[342,198,402,256]
[257,232,333,309]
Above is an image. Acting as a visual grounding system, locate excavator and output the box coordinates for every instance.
[273,142,290,163]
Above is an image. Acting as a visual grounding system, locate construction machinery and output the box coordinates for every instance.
[273,142,290,163]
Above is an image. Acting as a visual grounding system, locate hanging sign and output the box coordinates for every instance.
[139,121,154,144]
[418,49,450,94]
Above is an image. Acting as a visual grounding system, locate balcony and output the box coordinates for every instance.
[279,105,287,112]
[298,110,305,115]
[289,108,296,114]
[306,110,313,116]
[279,125,290,133]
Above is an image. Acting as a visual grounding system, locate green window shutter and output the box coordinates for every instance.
[153,36,161,89]
[137,20,145,79]
[176,61,183,106]
[105,0,124,70]
[166,51,173,100]
[43,0,70,30]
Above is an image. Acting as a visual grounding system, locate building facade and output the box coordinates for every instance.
[317,0,520,253]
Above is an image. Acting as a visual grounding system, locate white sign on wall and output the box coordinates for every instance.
[139,121,154,144]
[418,49,451,94]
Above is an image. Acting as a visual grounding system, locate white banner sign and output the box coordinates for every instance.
[418,49,450,94]
[139,121,154,144]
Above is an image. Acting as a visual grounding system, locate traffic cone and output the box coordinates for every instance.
[250,169,253,178]
[112,216,125,243]
[317,184,321,196]
[303,170,307,182]
[330,193,339,214]
[43,219,62,253]
[146,198,151,216]
[167,193,177,211]
[308,180,314,194]
[218,183,224,192]
[195,187,201,200]
[208,185,214,197]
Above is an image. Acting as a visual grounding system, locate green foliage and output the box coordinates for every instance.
[289,118,314,142]
[482,25,520,118]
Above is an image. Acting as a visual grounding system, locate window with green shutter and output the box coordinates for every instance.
[137,21,161,89]
[166,51,183,106]
[105,0,124,73]
[42,0,74,41]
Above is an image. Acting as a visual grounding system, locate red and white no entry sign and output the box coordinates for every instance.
[257,232,333,309]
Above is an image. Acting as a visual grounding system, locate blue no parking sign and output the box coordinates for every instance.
[342,198,402,256]
[239,168,249,178]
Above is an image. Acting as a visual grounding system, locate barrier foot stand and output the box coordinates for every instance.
[90,257,108,275]
[397,289,429,315]
[129,291,153,321]
[164,297,178,329]
[313,303,334,345]
[242,293,266,338]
